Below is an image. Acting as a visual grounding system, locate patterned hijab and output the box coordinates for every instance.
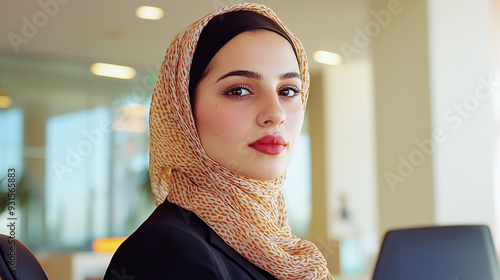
[149,3,333,279]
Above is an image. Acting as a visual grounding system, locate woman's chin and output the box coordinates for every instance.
[234,168,286,181]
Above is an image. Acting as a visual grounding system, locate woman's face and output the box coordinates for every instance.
[194,30,304,180]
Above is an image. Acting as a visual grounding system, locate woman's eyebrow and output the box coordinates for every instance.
[216,70,301,83]
[216,70,262,82]
[280,72,301,80]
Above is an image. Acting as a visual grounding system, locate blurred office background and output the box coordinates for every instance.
[0,0,499,279]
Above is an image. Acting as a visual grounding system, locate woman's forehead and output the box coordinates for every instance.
[206,31,300,78]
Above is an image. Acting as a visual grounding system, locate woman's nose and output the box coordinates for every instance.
[257,93,286,127]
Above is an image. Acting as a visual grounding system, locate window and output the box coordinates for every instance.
[45,107,111,248]
[284,133,312,237]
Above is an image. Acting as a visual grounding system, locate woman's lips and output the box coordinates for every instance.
[249,135,286,155]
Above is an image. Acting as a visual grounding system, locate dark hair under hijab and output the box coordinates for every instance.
[188,10,297,107]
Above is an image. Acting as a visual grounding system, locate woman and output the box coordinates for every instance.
[104,3,333,279]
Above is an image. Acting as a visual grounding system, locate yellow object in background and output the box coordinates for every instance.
[91,237,127,254]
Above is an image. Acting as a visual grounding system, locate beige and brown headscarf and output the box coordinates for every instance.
[149,2,333,279]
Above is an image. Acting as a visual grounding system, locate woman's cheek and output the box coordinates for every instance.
[286,107,305,132]
[208,105,249,142]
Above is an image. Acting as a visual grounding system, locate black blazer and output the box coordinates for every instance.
[104,200,276,280]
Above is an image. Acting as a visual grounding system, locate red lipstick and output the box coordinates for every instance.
[249,135,286,155]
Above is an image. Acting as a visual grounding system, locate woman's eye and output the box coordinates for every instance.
[279,87,301,97]
[224,87,251,97]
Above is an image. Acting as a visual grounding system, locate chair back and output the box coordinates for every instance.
[372,225,500,280]
[0,234,48,280]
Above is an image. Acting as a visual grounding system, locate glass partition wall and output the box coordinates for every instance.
[0,54,155,251]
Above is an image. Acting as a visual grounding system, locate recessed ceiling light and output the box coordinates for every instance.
[136,6,164,20]
[90,63,136,79]
[313,50,342,66]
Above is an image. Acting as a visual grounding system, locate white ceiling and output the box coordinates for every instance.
[1,0,369,71]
